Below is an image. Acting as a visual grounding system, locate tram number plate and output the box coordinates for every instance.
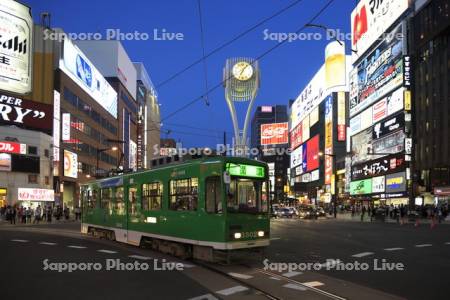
[242,232,257,238]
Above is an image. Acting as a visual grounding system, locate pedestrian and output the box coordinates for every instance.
[26,206,33,224]
[399,204,406,225]
[33,205,41,224]
[64,207,70,220]
[361,205,366,221]
[10,206,16,224]
[74,206,81,220]
[46,206,52,223]
[351,205,355,217]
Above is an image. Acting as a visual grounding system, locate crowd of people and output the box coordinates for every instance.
[0,205,82,224]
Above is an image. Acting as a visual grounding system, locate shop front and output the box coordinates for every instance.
[0,188,7,207]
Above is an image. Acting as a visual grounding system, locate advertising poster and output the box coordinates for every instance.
[18,188,54,201]
[350,24,405,117]
[63,150,78,178]
[290,122,302,150]
[352,152,405,180]
[0,0,33,94]
[261,123,288,145]
[385,171,406,193]
[350,178,372,195]
[0,153,12,171]
[372,176,386,193]
[0,141,26,154]
[290,144,303,168]
[306,135,320,171]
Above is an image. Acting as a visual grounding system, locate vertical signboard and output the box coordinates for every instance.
[61,113,71,141]
[337,91,346,141]
[325,41,346,89]
[324,96,333,185]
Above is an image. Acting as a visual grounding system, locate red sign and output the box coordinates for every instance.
[0,141,26,154]
[290,122,302,150]
[0,94,53,133]
[338,125,346,141]
[261,123,288,145]
[306,135,319,171]
[352,5,368,46]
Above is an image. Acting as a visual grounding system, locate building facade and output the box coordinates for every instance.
[411,0,450,204]
[250,105,289,202]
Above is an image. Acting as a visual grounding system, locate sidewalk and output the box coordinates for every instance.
[0,218,80,227]
[329,212,450,225]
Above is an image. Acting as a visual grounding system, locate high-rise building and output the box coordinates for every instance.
[411,0,450,203]
[250,105,289,202]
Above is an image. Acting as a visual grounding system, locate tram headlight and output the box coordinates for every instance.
[257,231,265,237]
[234,232,242,239]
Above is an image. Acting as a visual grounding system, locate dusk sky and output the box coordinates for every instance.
[24,0,356,148]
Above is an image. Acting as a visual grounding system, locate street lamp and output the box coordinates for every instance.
[318,151,337,218]
[96,147,117,178]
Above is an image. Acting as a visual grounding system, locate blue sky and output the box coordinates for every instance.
[23,0,356,148]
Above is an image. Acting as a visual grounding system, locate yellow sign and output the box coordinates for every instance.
[325,121,332,148]
[404,90,411,111]
[331,174,335,195]
[386,177,404,185]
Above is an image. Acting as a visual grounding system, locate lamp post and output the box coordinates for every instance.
[319,151,337,218]
[96,146,117,178]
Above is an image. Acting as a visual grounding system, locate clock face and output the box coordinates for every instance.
[232,61,253,81]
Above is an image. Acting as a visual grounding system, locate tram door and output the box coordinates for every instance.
[127,186,138,241]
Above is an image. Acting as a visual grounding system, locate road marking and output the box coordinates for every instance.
[283,283,307,291]
[445,242,450,245]
[97,249,117,254]
[39,242,57,246]
[67,245,86,249]
[321,259,340,268]
[352,252,374,258]
[11,239,28,243]
[270,237,281,241]
[228,272,253,279]
[415,244,432,247]
[302,281,324,287]
[269,276,281,280]
[282,271,303,277]
[128,255,151,260]
[216,286,248,296]
[187,294,219,300]
[384,247,404,251]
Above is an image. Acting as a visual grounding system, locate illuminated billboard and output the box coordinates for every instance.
[350,178,372,195]
[290,122,302,150]
[290,144,303,169]
[0,0,33,94]
[261,123,288,145]
[63,150,78,178]
[351,0,409,61]
[306,135,319,171]
[0,153,11,171]
[349,23,405,117]
[59,38,118,118]
[18,188,54,202]
[0,141,26,154]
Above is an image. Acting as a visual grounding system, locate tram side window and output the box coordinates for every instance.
[169,178,198,211]
[206,176,222,213]
[83,189,95,209]
[100,188,112,214]
[142,182,162,211]
[115,187,125,215]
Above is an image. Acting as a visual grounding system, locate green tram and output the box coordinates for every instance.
[81,156,270,261]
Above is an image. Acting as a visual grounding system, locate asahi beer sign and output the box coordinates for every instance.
[0,93,52,132]
[351,0,409,62]
[0,0,33,94]
[350,24,405,117]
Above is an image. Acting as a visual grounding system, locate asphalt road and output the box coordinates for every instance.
[1,219,449,300]
[264,217,450,300]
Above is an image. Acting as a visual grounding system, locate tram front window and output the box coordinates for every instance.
[227,179,268,213]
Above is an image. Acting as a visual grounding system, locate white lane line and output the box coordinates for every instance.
[445,242,450,245]
[283,283,307,291]
[302,281,324,287]
[415,244,432,248]
[216,286,248,296]
[97,249,117,254]
[352,252,374,258]
[187,294,219,300]
[384,247,404,251]
[269,276,281,281]
[67,245,86,249]
[228,272,253,279]
[39,242,57,246]
[321,259,340,268]
[11,239,28,243]
[282,271,303,277]
[270,237,281,241]
[128,255,151,260]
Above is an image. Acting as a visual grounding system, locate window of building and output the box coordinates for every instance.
[169,178,198,211]
[142,182,162,211]
[28,146,37,155]
[115,187,125,215]
[205,176,222,213]
[28,174,38,184]
[44,176,49,185]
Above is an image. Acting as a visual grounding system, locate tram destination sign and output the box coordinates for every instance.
[226,163,265,178]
